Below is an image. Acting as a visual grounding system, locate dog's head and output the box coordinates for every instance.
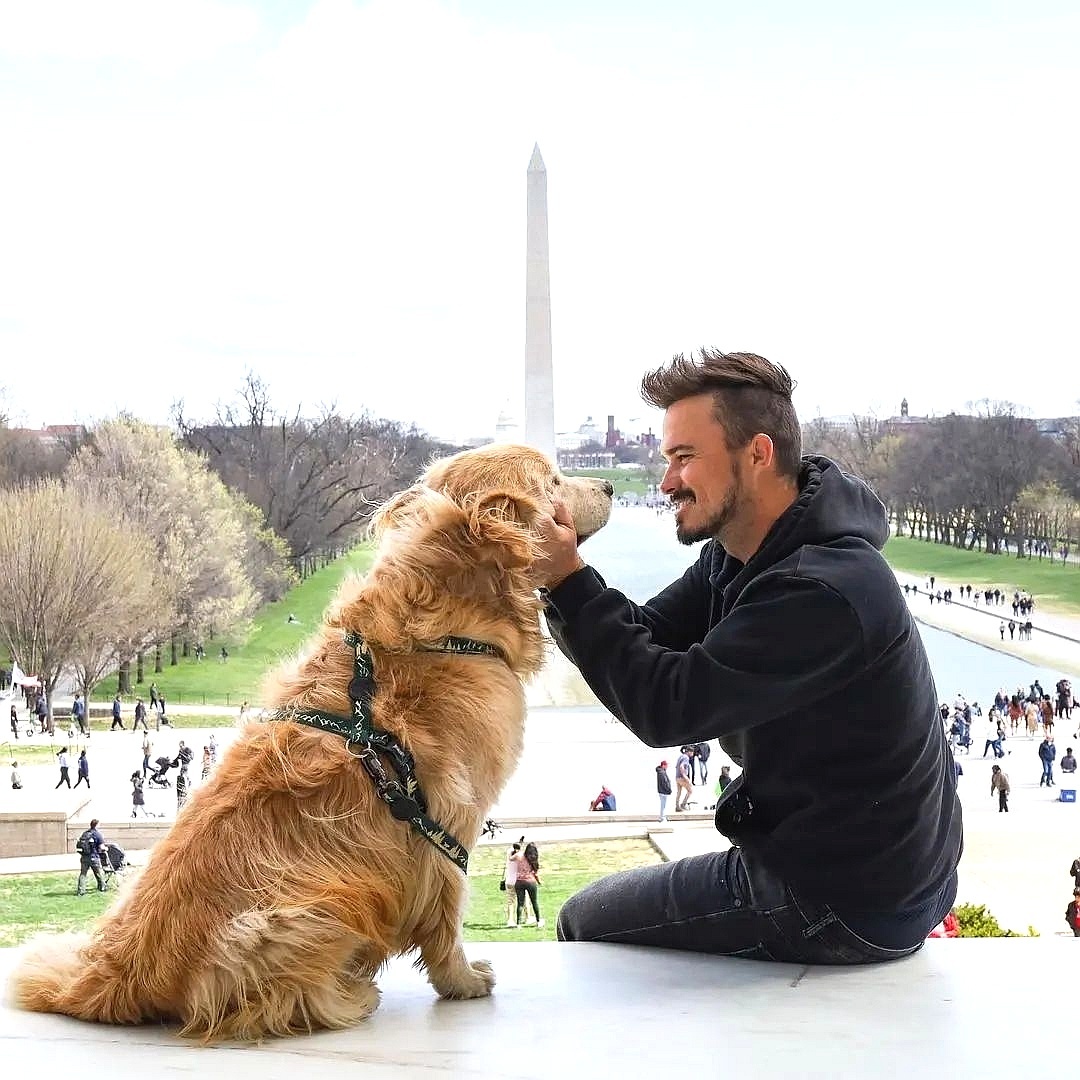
[349,445,612,659]
[372,443,612,567]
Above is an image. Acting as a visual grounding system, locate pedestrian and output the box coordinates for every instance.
[133,698,148,732]
[512,842,544,928]
[111,694,124,731]
[73,748,90,789]
[54,747,71,788]
[130,772,147,818]
[1062,747,1078,778]
[10,760,22,790]
[1066,889,1080,938]
[176,764,189,810]
[201,746,212,782]
[695,740,711,784]
[219,646,229,663]
[149,682,159,710]
[656,760,672,823]
[75,818,107,895]
[141,731,152,778]
[674,745,694,812]
[537,349,961,961]
[35,693,47,733]
[1038,735,1057,787]
[999,622,1005,641]
[502,839,523,926]
[208,733,218,765]
[990,765,1010,812]
[1008,620,1016,640]
[9,703,17,740]
[72,693,87,735]
[158,694,169,727]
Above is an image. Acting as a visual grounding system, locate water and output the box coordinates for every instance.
[578,506,1065,707]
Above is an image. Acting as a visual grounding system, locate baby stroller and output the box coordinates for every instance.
[101,843,127,888]
[148,755,173,788]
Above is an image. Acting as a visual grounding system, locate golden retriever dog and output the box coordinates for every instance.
[8,443,611,1042]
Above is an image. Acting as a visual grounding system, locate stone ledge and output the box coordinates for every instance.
[0,940,1061,1077]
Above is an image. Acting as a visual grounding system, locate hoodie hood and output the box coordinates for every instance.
[709,455,888,594]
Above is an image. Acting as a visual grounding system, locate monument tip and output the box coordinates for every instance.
[528,143,545,172]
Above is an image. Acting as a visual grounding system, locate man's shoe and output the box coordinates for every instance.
[537,919,546,929]
[505,919,516,927]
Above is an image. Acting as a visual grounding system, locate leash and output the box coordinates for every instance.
[270,631,505,873]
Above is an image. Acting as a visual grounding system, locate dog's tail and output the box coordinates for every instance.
[8,932,146,1024]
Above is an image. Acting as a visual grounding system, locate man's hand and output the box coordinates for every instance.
[534,501,586,590]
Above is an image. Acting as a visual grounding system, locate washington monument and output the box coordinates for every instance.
[525,144,555,460]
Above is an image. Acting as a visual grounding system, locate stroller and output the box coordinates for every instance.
[148,755,174,788]
[101,843,127,888]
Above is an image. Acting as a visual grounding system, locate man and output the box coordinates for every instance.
[695,740,711,785]
[674,746,694,812]
[589,786,617,811]
[990,765,1010,812]
[141,731,153,778]
[76,818,107,895]
[1062,747,1078,777]
[537,349,962,963]
[133,698,148,732]
[10,761,22,790]
[1039,736,1057,787]
[72,693,87,735]
[111,694,124,731]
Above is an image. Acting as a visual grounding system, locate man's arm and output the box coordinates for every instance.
[544,570,868,747]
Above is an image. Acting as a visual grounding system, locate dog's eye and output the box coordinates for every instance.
[551,476,561,486]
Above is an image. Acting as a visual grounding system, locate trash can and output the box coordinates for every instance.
[1061,789,1076,803]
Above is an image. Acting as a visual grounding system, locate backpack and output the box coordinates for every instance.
[75,829,94,855]
[697,742,711,762]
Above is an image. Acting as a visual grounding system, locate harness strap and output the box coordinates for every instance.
[270,631,501,874]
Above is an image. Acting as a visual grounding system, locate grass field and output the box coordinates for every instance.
[0,839,661,948]
[88,546,375,708]
[564,467,655,499]
[884,535,1080,614]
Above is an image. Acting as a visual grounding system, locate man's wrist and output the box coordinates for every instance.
[542,557,586,592]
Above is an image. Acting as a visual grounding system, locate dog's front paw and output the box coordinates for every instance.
[433,959,495,1000]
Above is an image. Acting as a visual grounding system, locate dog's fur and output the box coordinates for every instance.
[8,444,611,1042]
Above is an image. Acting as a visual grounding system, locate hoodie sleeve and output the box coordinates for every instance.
[545,568,866,747]
[545,551,712,656]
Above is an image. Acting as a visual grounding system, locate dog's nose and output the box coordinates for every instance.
[601,480,614,497]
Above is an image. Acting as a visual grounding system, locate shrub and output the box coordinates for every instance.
[953,902,1038,938]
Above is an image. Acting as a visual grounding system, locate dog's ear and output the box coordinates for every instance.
[462,490,543,569]
[368,485,429,538]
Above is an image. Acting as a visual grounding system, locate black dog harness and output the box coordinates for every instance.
[270,631,504,873]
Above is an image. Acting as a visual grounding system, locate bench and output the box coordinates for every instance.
[0,940,1064,1076]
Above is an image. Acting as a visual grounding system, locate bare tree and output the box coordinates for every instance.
[177,374,456,574]
[0,481,162,728]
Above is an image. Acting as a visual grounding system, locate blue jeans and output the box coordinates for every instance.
[658,793,668,821]
[557,847,955,964]
[1042,761,1054,784]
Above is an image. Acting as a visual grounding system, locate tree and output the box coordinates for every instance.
[177,374,456,574]
[66,418,289,681]
[0,481,162,728]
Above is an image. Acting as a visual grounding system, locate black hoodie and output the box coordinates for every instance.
[545,456,963,910]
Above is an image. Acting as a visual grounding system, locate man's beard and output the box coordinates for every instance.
[673,486,739,546]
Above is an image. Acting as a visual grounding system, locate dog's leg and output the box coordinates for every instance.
[184,907,382,1041]
[415,883,495,1000]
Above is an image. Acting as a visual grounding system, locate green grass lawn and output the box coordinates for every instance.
[564,467,654,499]
[885,535,1080,615]
[89,546,375,708]
[0,840,661,948]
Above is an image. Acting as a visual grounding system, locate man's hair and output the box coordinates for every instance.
[90,818,99,828]
[641,349,802,479]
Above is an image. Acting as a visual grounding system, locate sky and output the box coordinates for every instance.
[1,0,1078,443]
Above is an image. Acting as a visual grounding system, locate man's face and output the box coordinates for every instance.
[659,393,747,547]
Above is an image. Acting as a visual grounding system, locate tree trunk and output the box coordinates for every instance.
[171,635,179,666]
[182,639,190,658]
[154,643,163,673]
[118,659,132,695]
[136,651,144,684]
